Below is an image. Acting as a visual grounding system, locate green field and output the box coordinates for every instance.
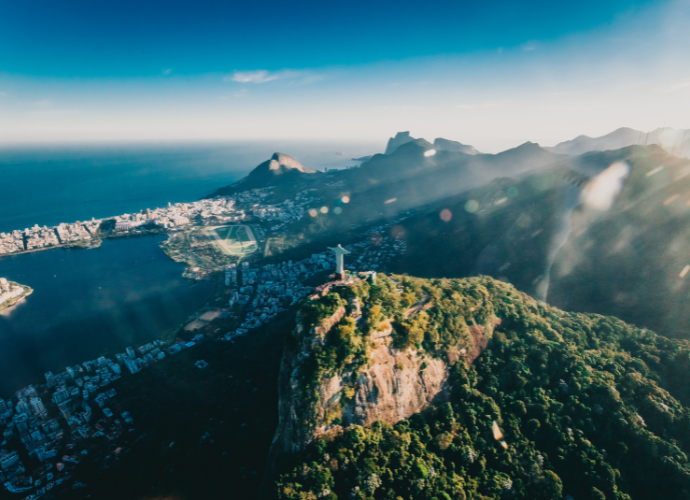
[213,226,234,240]
[204,225,257,255]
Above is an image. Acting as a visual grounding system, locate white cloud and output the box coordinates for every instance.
[226,70,283,84]
[163,68,172,75]
[224,69,318,85]
[521,41,537,51]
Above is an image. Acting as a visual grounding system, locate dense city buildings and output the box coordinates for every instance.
[0,178,412,496]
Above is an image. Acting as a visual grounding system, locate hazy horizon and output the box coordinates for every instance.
[1,0,689,152]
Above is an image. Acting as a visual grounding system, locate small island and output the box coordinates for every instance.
[0,277,33,311]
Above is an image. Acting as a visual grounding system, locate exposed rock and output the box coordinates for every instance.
[313,306,346,339]
[265,153,317,174]
[334,340,449,431]
[433,137,481,155]
[232,152,320,190]
[385,132,416,154]
[267,309,492,459]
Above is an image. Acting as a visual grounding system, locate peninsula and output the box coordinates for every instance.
[0,278,32,311]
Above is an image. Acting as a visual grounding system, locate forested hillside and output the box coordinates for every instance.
[393,145,690,340]
[272,275,690,500]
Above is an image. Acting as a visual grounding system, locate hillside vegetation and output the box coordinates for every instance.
[392,145,690,339]
[272,275,690,500]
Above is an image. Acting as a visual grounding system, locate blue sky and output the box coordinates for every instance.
[1,0,689,150]
[0,0,657,77]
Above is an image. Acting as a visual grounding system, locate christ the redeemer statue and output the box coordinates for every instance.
[329,244,350,276]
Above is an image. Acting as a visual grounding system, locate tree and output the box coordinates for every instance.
[538,471,563,500]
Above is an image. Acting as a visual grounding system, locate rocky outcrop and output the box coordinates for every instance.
[433,137,481,155]
[264,153,317,174]
[267,310,496,459]
[385,131,416,154]
[319,337,449,435]
[261,276,508,498]
[232,152,320,191]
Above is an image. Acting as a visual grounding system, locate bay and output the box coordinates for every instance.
[0,140,378,233]
[0,235,214,398]
[0,140,377,397]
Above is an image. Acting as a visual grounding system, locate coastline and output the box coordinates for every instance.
[0,239,101,260]
[0,283,33,312]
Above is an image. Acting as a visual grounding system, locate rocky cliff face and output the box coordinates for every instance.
[264,153,318,174]
[317,327,450,438]
[232,152,320,191]
[385,131,415,154]
[433,137,480,155]
[263,310,454,494]
[267,284,498,460]
[260,275,527,498]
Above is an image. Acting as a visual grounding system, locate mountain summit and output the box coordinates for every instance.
[546,126,690,157]
[268,274,690,500]
[256,153,318,176]
[433,137,480,155]
[385,131,416,154]
[221,153,320,192]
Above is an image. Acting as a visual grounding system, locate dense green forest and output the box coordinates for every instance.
[274,275,690,500]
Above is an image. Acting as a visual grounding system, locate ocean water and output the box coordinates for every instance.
[0,140,379,233]
[0,235,215,397]
[0,140,378,396]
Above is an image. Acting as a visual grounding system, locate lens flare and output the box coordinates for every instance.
[581,161,629,211]
[646,165,664,177]
[440,209,452,222]
[664,194,679,206]
[341,196,350,203]
[309,209,317,217]
[391,225,406,239]
[465,200,479,213]
[320,206,329,214]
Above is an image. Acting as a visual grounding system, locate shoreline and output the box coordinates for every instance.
[0,228,172,261]
[0,284,34,313]
[0,239,101,260]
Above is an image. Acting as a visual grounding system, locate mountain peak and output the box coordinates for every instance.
[504,141,543,152]
[433,137,480,155]
[545,127,690,157]
[385,131,416,154]
[266,153,317,174]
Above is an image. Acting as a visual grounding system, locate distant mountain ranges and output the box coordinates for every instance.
[546,126,690,157]
[212,128,690,340]
[90,130,690,500]
[385,131,481,156]
[215,126,689,198]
